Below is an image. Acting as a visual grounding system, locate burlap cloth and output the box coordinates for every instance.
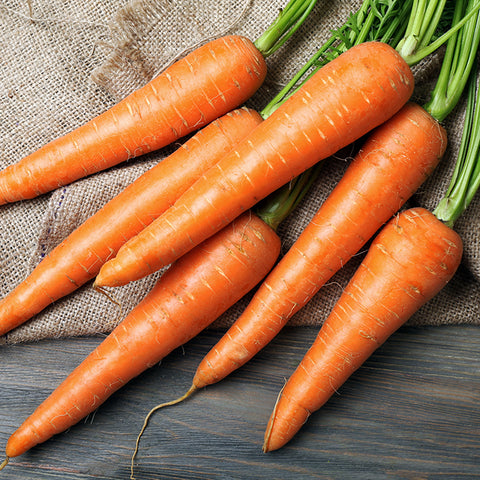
[0,0,478,344]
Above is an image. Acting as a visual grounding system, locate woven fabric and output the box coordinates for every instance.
[0,0,478,344]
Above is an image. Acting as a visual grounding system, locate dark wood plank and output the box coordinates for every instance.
[0,325,479,479]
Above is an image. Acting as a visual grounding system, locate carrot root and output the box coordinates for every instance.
[0,457,8,470]
[130,384,197,480]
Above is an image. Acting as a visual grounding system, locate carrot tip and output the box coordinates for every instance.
[0,456,9,470]
[93,284,123,312]
[130,384,197,479]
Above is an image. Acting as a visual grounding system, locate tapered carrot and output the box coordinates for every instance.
[94,40,415,288]
[263,207,463,452]
[0,0,318,204]
[0,107,263,337]
[264,35,480,452]
[192,101,447,391]
[1,211,281,464]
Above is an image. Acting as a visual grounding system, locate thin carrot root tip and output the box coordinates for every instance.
[0,456,9,470]
[130,385,197,480]
[93,284,123,314]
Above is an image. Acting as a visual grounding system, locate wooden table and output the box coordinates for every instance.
[0,325,479,479]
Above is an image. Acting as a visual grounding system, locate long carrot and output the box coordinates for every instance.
[0,211,281,466]
[94,40,415,288]
[0,107,263,337]
[0,0,317,204]
[264,16,480,452]
[192,101,447,391]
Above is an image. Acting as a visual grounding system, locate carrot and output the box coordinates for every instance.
[264,14,480,452]
[94,40,415,288]
[0,0,317,204]
[0,107,263,337]
[1,211,281,465]
[192,101,447,391]
[263,207,463,452]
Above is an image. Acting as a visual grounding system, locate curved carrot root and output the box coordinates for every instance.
[0,457,8,470]
[263,207,463,452]
[0,35,266,204]
[95,41,415,288]
[130,384,197,480]
[0,107,263,337]
[192,102,446,391]
[4,212,280,459]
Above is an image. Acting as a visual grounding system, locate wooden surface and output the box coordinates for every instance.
[0,325,479,480]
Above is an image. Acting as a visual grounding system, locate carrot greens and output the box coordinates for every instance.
[434,66,480,226]
[254,0,318,56]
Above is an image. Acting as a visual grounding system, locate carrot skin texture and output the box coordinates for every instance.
[5,212,280,458]
[95,41,415,288]
[192,102,446,388]
[0,108,263,337]
[0,35,266,204]
[263,207,463,452]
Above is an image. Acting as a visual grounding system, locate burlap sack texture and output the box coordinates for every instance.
[0,0,478,344]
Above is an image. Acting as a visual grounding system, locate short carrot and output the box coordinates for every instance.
[0,107,263,337]
[0,211,281,465]
[263,207,463,452]
[264,15,480,451]
[94,40,415,288]
[0,0,317,204]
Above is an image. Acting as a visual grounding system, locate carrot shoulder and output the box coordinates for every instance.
[95,41,415,288]
[0,108,262,338]
[263,207,463,452]
[4,211,280,460]
[0,35,266,204]
[192,102,447,389]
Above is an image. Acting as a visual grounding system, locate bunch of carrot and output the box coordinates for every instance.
[1,0,479,473]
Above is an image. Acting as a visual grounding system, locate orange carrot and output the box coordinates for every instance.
[263,207,463,452]
[191,102,447,391]
[0,108,262,337]
[1,211,281,464]
[94,41,414,288]
[0,36,266,204]
[0,0,319,204]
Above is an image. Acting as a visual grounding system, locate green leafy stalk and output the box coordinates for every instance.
[424,0,480,121]
[433,67,480,227]
[256,165,322,230]
[254,0,318,57]
[397,0,480,65]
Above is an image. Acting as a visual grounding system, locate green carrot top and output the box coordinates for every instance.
[254,0,318,57]
[433,66,480,227]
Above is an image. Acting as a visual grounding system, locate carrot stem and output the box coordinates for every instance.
[253,0,318,57]
[0,457,8,470]
[424,0,480,121]
[399,0,480,66]
[434,65,480,226]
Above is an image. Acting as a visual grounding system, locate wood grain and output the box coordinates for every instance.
[0,325,479,479]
